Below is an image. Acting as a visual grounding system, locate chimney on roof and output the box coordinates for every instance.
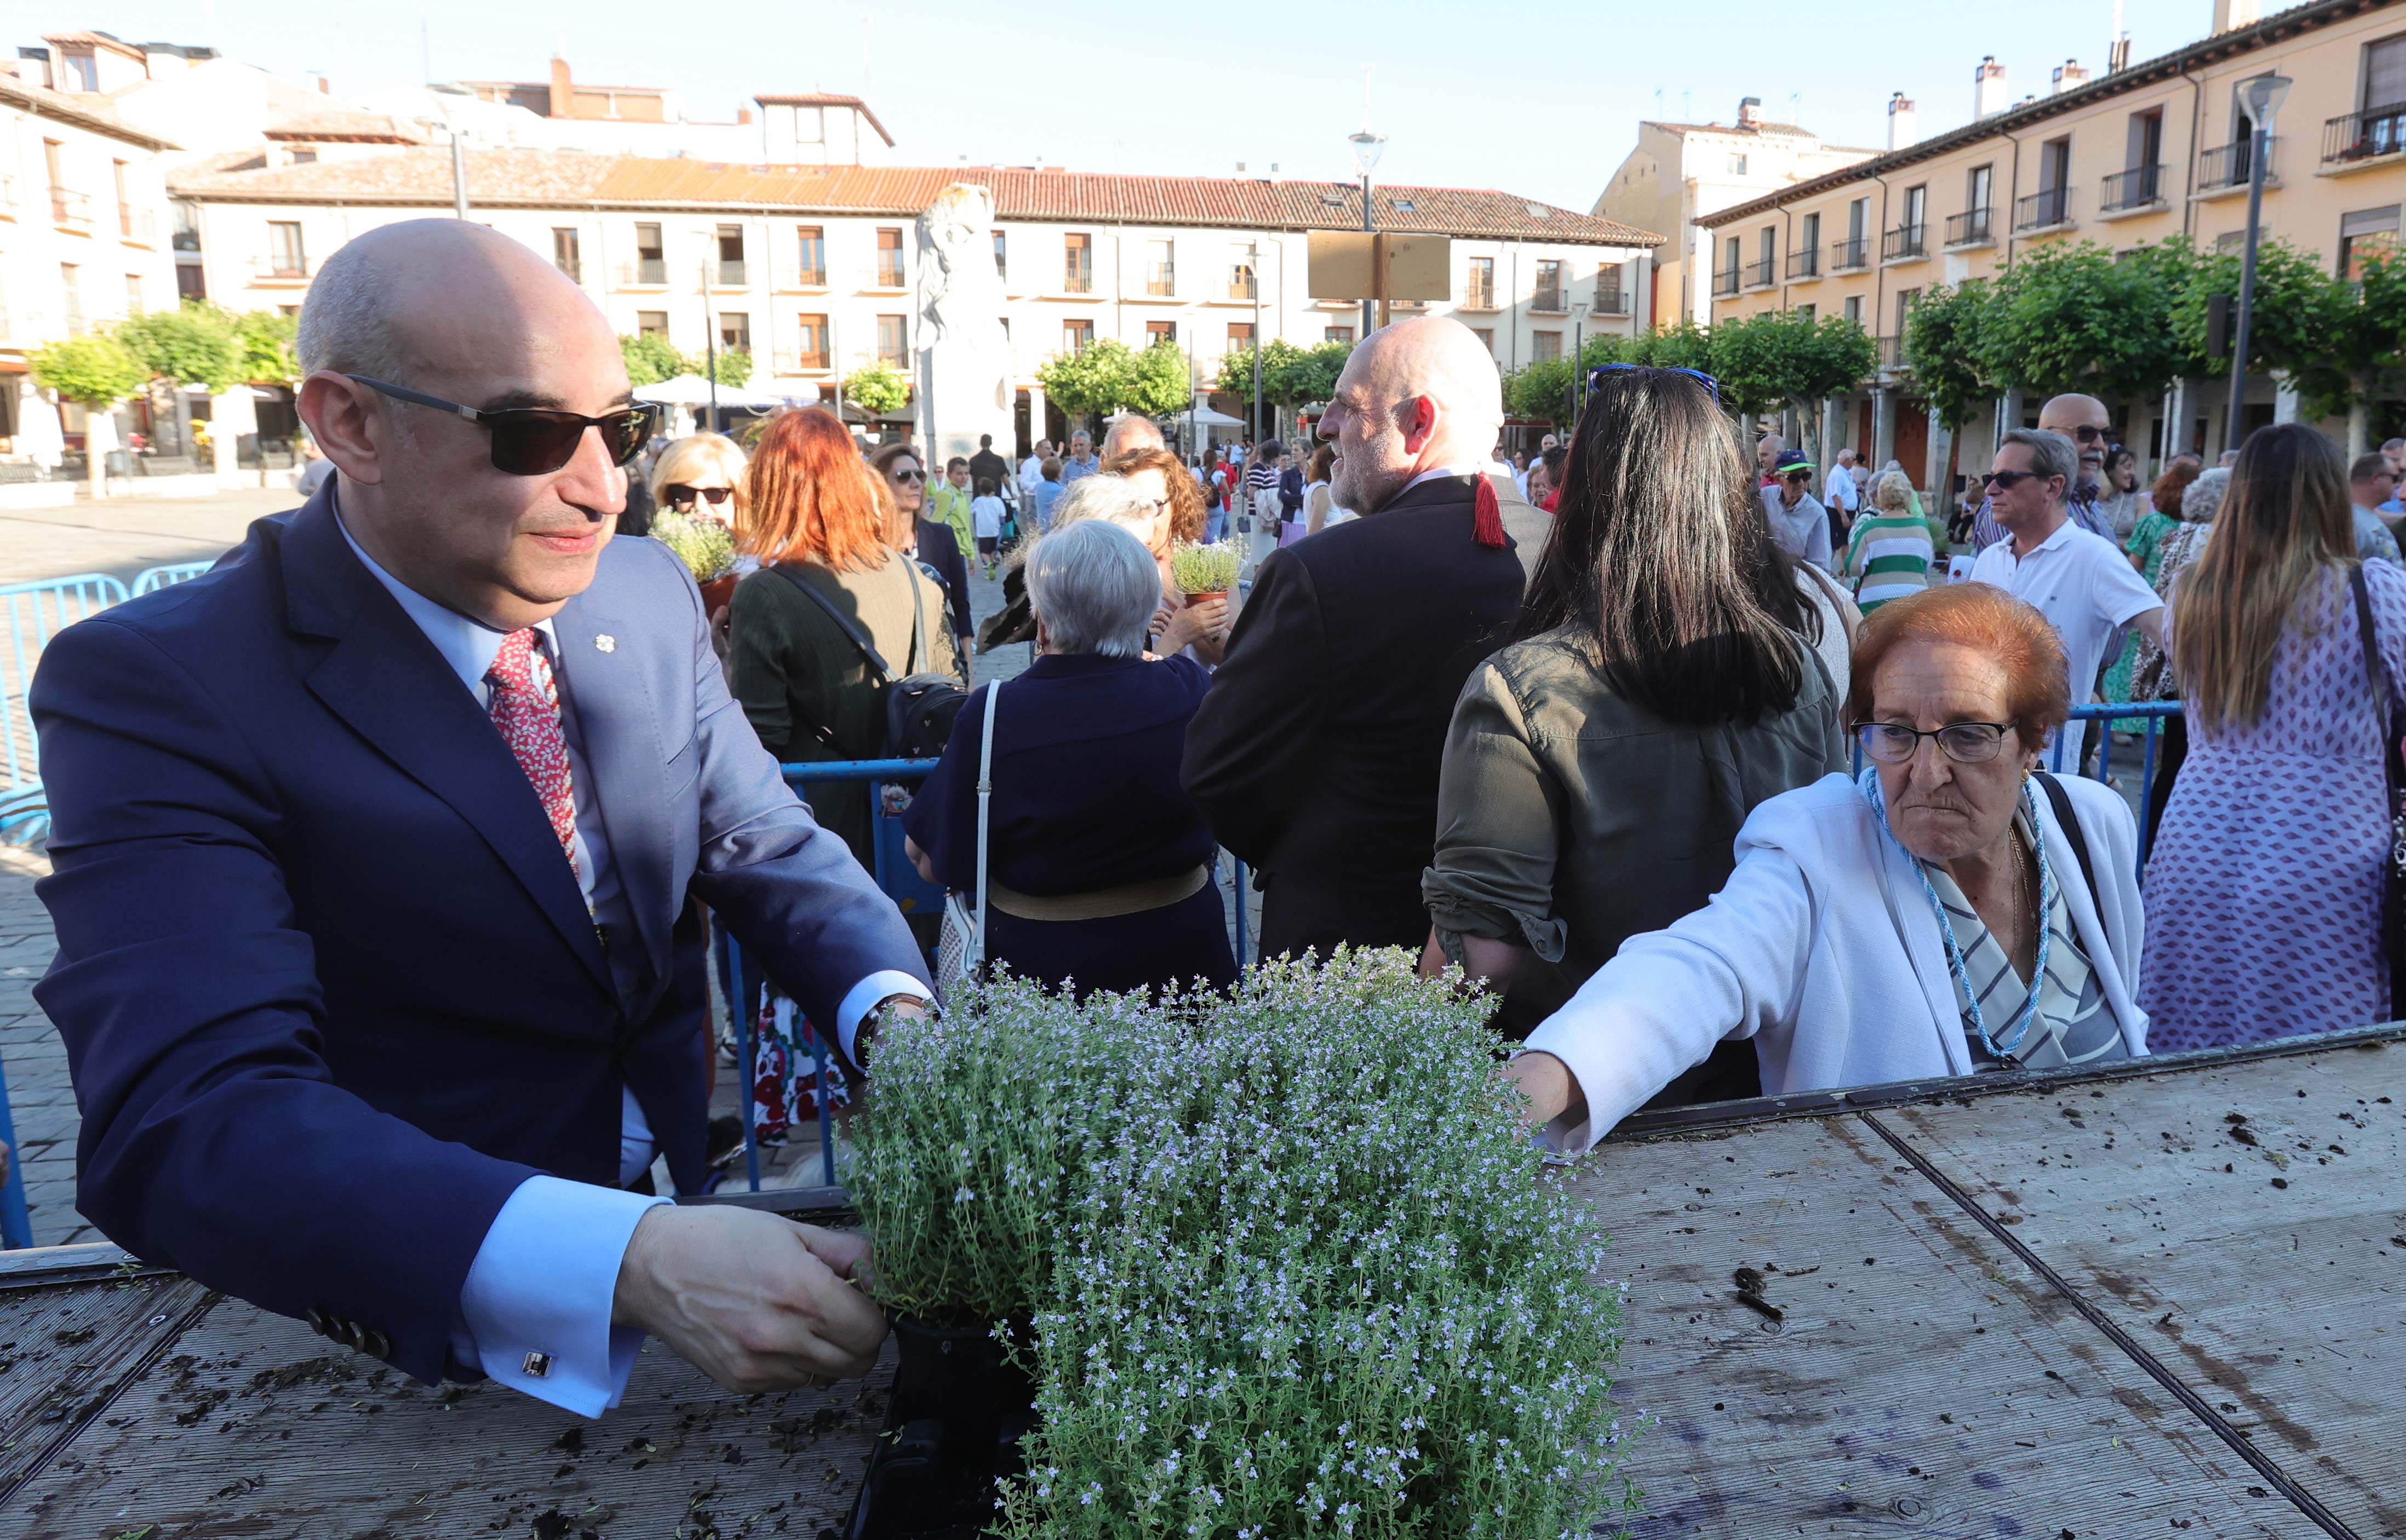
[548,55,571,119]
[317,74,330,94]
[1973,55,2009,118]
[1736,95,1762,129]
[2212,0,2262,33]
[1887,93,1917,150]
[2052,58,2090,94]
[737,107,752,124]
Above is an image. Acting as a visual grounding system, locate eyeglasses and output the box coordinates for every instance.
[1857,721,2019,764]
[346,376,652,476]
[1589,363,1721,405]
[1983,468,2044,490]
[891,467,927,484]
[2061,424,2111,444]
[665,483,732,508]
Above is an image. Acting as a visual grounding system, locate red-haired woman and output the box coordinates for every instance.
[726,409,959,871]
[1498,582,2151,1152]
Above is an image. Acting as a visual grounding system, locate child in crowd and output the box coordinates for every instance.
[972,477,1006,576]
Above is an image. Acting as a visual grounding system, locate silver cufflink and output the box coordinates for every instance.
[523,1351,552,1378]
[595,635,616,654]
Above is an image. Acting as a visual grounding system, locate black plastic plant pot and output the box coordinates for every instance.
[844,1314,1038,1540]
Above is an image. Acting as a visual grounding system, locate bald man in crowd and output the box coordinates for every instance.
[1182,316,1547,958]
[1969,392,2121,549]
[31,220,926,1418]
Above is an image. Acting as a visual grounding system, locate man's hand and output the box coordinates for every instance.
[611,1205,888,1393]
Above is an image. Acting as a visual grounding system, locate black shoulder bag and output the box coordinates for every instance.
[2350,565,2406,1012]
[769,561,966,760]
[2031,771,2102,920]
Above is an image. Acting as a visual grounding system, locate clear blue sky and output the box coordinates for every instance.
[58,0,2204,213]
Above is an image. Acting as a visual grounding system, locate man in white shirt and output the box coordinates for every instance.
[1967,428,2164,752]
[1018,438,1050,500]
[1824,448,1861,517]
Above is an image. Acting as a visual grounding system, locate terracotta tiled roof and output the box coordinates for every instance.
[750,92,893,147]
[169,149,1663,246]
[0,73,179,150]
[263,107,426,144]
[42,31,149,64]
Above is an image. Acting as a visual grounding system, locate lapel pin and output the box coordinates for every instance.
[594,634,617,654]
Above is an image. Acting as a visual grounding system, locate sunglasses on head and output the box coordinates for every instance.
[665,483,732,508]
[1589,363,1722,405]
[348,376,652,476]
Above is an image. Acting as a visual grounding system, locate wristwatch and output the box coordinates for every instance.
[853,993,927,1069]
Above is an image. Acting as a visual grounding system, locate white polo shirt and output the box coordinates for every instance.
[1967,516,2162,735]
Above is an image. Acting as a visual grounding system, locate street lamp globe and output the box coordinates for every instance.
[2238,73,2292,132]
[1348,130,1387,178]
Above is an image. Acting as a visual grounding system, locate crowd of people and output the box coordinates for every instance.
[25,218,2406,1425]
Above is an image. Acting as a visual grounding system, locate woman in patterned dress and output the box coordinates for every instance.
[2138,426,2406,1050]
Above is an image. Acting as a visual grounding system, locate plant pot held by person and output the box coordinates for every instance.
[650,511,740,608]
[1166,540,1240,609]
[844,1314,1039,1540]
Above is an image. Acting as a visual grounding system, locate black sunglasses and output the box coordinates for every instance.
[665,483,733,507]
[347,376,654,476]
[1984,468,2048,489]
[1589,363,1722,405]
[890,467,927,484]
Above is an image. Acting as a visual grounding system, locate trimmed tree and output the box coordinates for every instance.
[1983,239,2194,405]
[621,333,685,388]
[1036,337,1137,429]
[116,302,247,463]
[1903,281,2002,432]
[843,361,912,418]
[28,333,151,499]
[2296,249,2406,453]
[233,308,303,387]
[1122,337,1193,419]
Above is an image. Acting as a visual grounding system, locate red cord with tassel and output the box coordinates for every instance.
[1472,474,1506,548]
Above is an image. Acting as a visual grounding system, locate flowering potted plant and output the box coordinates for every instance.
[847,953,1632,1538]
[650,510,741,614]
[1166,540,1241,608]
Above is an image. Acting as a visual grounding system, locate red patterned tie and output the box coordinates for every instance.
[486,628,580,882]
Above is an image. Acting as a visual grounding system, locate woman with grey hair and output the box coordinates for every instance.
[2133,466,2231,843]
[903,520,1235,997]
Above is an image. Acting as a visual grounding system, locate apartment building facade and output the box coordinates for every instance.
[165,150,1660,443]
[1698,0,2406,488]
[0,64,179,451]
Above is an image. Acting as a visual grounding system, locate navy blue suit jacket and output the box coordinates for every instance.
[30,487,929,1384]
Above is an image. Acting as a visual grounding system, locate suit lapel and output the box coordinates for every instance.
[281,499,613,995]
[550,588,676,988]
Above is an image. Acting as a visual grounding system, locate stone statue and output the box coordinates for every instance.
[914,184,1013,471]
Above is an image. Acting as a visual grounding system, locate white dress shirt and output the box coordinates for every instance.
[1823,466,1860,513]
[1967,516,2164,745]
[1761,485,1834,571]
[336,511,923,1416]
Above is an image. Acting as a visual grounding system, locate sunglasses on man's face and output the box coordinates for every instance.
[347,376,652,476]
[1984,468,2047,489]
[665,483,732,508]
[2061,423,2111,444]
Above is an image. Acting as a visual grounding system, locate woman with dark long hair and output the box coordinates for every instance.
[1422,367,1848,1097]
[2138,423,2406,1050]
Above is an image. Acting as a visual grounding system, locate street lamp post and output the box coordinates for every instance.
[1349,128,1386,340]
[699,257,718,435]
[1569,301,1590,430]
[1250,241,1264,444]
[2225,73,2291,455]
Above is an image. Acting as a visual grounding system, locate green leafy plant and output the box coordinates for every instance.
[700,345,753,387]
[233,308,302,385]
[843,361,912,416]
[1709,311,1877,428]
[855,952,1633,1538]
[647,511,737,583]
[1167,540,1241,597]
[1123,337,1195,419]
[29,332,151,409]
[621,333,686,387]
[1214,338,1355,411]
[1901,280,2001,432]
[1982,238,2195,403]
[2298,249,2406,448]
[115,302,246,393]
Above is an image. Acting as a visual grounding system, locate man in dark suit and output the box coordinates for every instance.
[1182,317,1548,959]
[32,220,927,1418]
[966,432,1012,517]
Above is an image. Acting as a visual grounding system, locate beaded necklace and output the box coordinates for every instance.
[1857,768,2058,1063]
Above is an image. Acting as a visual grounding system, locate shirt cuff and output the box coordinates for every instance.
[456,1175,669,1418]
[836,970,933,1064]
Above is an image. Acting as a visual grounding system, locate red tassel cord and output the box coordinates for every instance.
[1473,475,1506,548]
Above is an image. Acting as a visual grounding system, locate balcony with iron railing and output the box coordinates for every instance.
[2197,136,2275,192]
[1881,224,1927,262]
[774,349,832,374]
[1146,262,1175,297]
[1532,284,1567,312]
[615,257,669,286]
[1228,268,1257,301]
[0,174,16,215]
[2014,186,2075,232]
[715,258,748,286]
[1741,258,1776,290]
[50,186,92,231]
[1462,278,1498,310]
[1879,335,1908,369]
[1944,207,1995,247]
[874,256,907,289]
[1829,237,1869,271]
[2100,163,2166,213]
[2324,103,2406,168]
[1593,282,1631,314]
[250,252,311,281]
[1062,262,1093,295]
[119,203,155,244]
[1785,248,1820,280]
[1711,266,1741,297]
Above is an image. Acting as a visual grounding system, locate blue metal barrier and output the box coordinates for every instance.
[1850,701,2185,871]
[0,1050,32,1249]
[131,561,215,596]
[2,574,130,840]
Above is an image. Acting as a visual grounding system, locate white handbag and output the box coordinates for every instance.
[934,679,999,1001]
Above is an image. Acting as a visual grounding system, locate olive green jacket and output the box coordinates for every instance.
[1423,625,1848,1034]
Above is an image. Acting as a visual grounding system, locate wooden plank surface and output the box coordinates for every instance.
[1591,1114,2316,1538]
[3,1293,897,1539]
[1884,1038,2406,1539]
[0,1275,214,1502]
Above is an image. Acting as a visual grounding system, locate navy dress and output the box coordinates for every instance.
[904,653,1235,998]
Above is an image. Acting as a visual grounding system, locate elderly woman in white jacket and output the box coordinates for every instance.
[1508,583,2149,1153]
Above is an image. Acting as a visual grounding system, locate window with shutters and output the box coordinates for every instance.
[2339,205,2402,279]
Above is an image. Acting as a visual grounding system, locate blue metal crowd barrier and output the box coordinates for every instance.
[714,756,1252,1193]
[1851,700,2185,870]
[1,574,130,843]
[0,1050,32,1249]
[130,561,215,595]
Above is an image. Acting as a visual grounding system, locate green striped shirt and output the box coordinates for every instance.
[1842,510,1935,610]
